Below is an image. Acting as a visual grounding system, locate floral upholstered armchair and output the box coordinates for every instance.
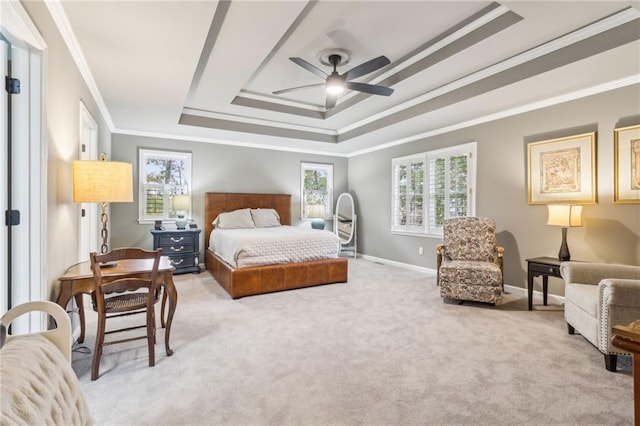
[436,217,504,304]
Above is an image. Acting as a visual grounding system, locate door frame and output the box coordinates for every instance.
[1,0,47,332]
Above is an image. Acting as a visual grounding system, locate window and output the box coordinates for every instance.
[138,149,192,223]
[392,142,476,236]
[301,162,333,219]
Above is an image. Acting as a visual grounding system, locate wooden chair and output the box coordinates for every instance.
[89,247,162,380]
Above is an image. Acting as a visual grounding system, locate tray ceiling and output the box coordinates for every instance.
[56,1,640,156]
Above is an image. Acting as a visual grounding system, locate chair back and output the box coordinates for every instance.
[443,217,497,262]
[89,248,162,312]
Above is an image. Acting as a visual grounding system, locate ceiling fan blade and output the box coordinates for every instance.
[272,83,325,95]
[290,57,328,79]
[342,56,391,81]
[345,81,394,96]
[325,94,338,109]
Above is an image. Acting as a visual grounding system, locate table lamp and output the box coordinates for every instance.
[308,204,326,230]
[73,153,133,253]
[546,204,583,261]
[172,194,190,229]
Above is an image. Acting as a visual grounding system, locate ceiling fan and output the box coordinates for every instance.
[272,52,394,109]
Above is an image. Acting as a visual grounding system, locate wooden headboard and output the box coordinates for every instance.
[204,192,292,249]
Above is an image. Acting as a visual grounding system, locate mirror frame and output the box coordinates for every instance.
[335,193,355,245]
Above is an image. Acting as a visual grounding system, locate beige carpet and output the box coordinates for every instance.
[72,259,634,425]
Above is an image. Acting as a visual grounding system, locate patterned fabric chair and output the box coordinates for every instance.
[436,217,504,304]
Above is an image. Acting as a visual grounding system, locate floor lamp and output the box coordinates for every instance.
[73,153,133,254]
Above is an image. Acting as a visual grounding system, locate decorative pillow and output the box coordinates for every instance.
[251,208,281,228]
[213,208,255,229]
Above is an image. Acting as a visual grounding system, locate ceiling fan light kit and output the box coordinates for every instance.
[273,49,394,109]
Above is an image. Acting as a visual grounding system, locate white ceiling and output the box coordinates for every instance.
[54,1,640,156]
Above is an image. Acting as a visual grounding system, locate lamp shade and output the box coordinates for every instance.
[307,204,326,218]
[72,160,133,203]
[547,204,583,227]
[172,194,190,211]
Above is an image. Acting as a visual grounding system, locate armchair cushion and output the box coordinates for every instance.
[442,217,497,262]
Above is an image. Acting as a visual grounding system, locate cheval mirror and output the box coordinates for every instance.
[334,193,357,258]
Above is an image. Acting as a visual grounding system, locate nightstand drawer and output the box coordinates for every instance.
[156,234,196,250]
[529,262,561,278]
[165,253,199,269]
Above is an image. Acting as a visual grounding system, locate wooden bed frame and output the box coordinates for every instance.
[204,192,348,299]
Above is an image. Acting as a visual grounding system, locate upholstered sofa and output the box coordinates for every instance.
[560,262,640,372]
[0,301,94,424]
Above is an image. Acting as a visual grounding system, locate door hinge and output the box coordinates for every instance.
[81,208,86,217]
[5,76,20,94]
[81,143,86,153]
[5,210,20,226]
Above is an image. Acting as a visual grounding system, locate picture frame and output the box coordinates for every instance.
[527,132,597,205]
[614,124,640,204]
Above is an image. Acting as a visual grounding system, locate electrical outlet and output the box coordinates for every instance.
[418,247,424,255]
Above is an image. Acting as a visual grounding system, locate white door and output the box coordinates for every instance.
[1,1,47,332]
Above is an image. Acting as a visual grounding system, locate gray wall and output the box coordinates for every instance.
[110,135,348,255]
[349,86,640,294]
[22,1,111,298]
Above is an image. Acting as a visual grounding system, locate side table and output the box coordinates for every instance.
[526,257,562,311]
[612,321,640,425]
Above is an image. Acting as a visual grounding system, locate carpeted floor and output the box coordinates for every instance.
[72,259,634,425]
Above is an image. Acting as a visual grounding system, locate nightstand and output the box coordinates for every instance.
[151,228,201,274]
[526,256,562,311]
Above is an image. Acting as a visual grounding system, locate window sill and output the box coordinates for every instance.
[390,230,443,239]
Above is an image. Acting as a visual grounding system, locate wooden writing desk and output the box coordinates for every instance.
[612,321,640,425]
[57,257,177,356]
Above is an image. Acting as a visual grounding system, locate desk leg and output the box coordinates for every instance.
[527,272,534,311]
[75,294,86,343]
[543,276,549,306]
[162,271,177,356]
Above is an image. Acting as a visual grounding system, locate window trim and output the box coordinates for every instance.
[391,142,477,237]
[300,162,334,220]
[138,149,192,224]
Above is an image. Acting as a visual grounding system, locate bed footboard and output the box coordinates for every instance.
[205,249,347,299]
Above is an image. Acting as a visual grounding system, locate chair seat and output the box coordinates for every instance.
[94,292,159,314]
[440,260,502,287]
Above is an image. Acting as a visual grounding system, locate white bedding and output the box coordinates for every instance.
[209,226,340,268]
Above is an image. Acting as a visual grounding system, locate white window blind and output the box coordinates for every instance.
[138,149,192,223]
[392,142,476,236]
[301,162,333,219]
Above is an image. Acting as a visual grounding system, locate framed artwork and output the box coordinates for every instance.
[527,132,597,205]
[614,124,640,204]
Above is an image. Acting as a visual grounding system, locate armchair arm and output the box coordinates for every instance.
[436,244,443,286]
[560,262,640,286]
[599,278,640,354]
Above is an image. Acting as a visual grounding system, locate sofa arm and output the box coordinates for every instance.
[599,279,640,355]
[600,279,640,307]
[560,262,640,286]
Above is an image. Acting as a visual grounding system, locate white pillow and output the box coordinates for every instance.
[213,208,255,229]
[251,208,281,228]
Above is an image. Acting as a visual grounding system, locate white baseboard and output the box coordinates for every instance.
[357,254,566,306]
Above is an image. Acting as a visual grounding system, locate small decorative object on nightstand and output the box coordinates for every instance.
[151,228,201,274]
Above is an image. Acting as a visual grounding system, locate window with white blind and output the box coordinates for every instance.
[392,142,476,236]
[301,162,333,220]
[138,149,192,224]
